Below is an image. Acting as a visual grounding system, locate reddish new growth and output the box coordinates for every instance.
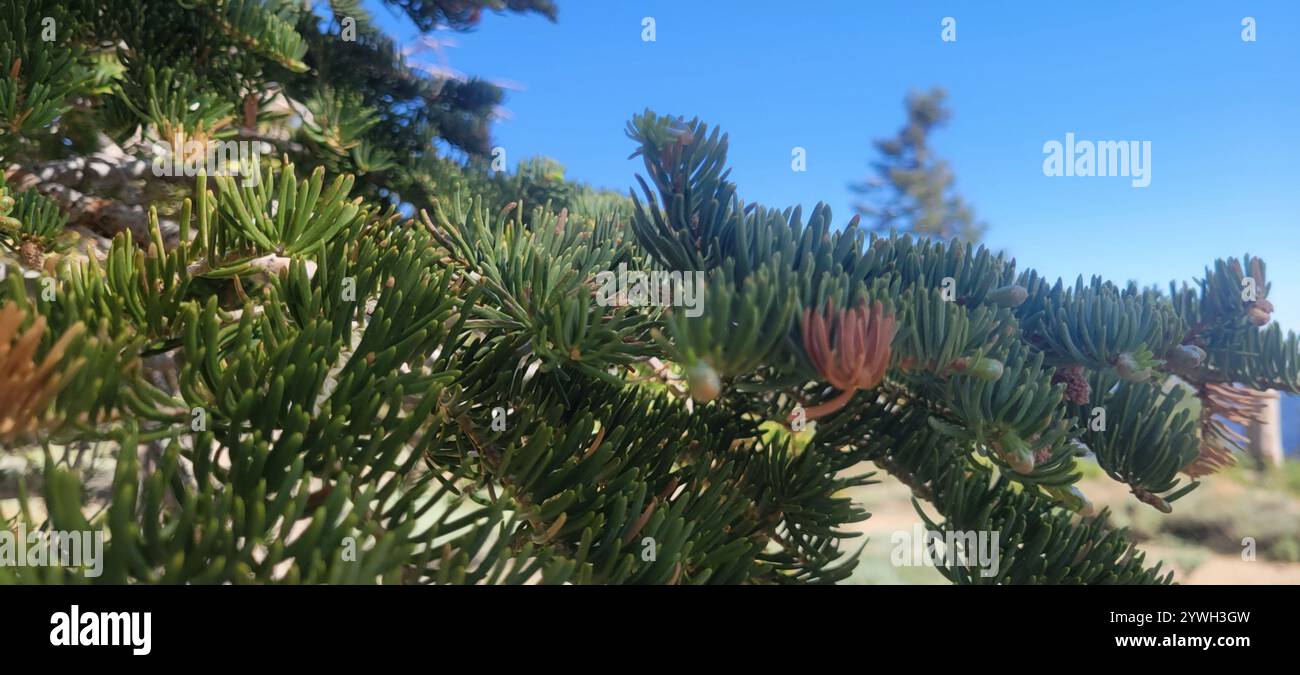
[800,300,896,419]
[1052,364,1091,405]
[1186,382,1271,478]
[0,302,85,444]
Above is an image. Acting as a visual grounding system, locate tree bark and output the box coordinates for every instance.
[1247,389,1284,469]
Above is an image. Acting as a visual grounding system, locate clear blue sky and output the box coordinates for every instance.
[368,0,1300,330]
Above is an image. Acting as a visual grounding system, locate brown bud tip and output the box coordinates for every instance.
[987,284,1029,308]
[998,432,1036,474]
[1167,344,1206,369]
[18,241,44,270]
[1009,449,1035,474]
[686,362,721,403]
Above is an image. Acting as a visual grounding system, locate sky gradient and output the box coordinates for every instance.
[369,0,1300,329]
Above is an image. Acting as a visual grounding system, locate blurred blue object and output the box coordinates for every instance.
[1283,393,1300,456]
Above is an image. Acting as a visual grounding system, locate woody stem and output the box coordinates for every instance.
[803,387,857,420]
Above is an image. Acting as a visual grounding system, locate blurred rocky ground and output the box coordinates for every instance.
[838,458,1300,585]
